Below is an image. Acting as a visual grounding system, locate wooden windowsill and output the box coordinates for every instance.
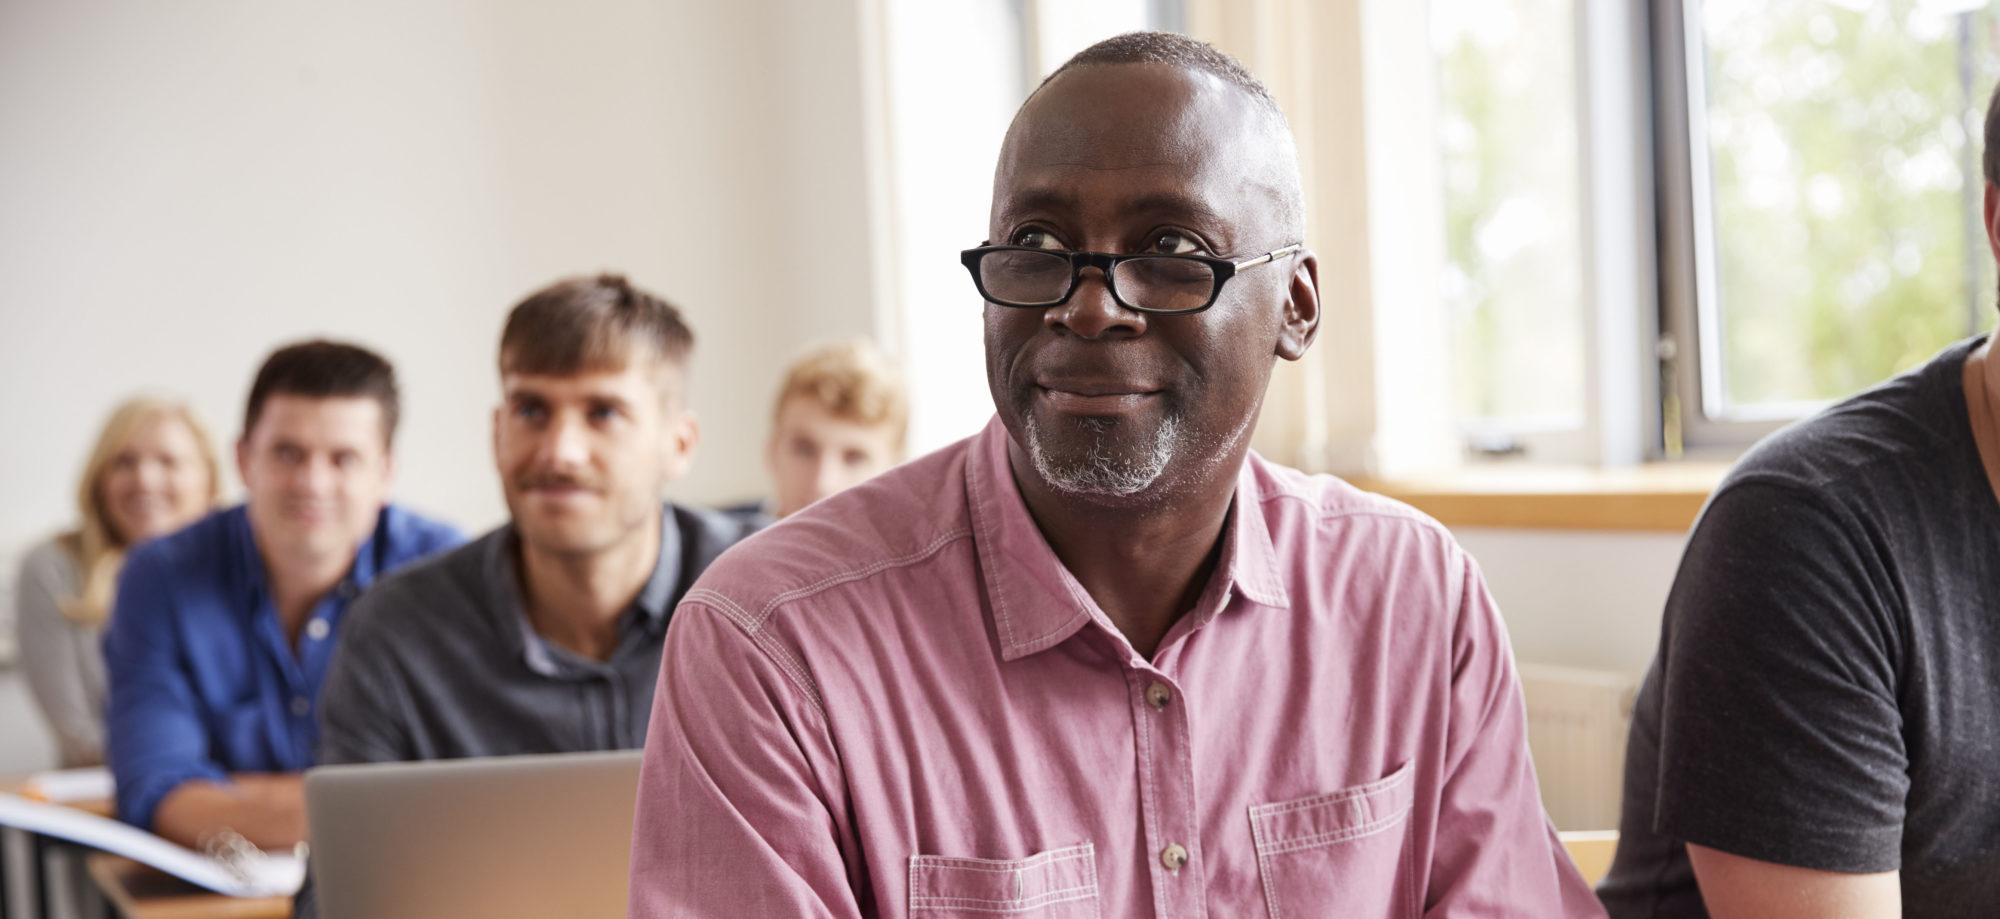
[1348,462,1730,532]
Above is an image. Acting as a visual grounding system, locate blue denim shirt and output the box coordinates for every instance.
[103,504,461,830]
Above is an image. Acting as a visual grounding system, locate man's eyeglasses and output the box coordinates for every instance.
[959,243,1303,316]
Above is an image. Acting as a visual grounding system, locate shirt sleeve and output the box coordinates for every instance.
[102,547,229,830]
[1651,481,1906,872]
[1425,548,1605,918]
[14,543,107,767]
[628,598,862,919]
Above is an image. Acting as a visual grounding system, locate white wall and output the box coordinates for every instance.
[1457,528,1686,678]
[0,0,882,559]
[0,0,882,766]
[877,0,1024,454]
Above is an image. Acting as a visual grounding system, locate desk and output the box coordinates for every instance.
[85,856,288,919]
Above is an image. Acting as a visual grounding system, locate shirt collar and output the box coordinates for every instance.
[489,505,682,676]
[966,416,1291,664]
[633,506,683,629]
[231,504,387,613]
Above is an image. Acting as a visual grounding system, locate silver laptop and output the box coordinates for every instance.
[305,750,644,919]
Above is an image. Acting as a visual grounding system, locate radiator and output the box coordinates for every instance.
[1518,664,1639,832]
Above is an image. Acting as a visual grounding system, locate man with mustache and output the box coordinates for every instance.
[105,340,461,851]
[628,32,1597,918]
[308,272,756,779]
[286,274,759,917]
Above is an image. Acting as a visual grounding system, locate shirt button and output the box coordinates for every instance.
[306,619,331,641]
[290,696,311,718]
[1160,843,1189,871]
[1145,681,1173,710]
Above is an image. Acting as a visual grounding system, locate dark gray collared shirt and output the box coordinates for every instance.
[315,503,762,764]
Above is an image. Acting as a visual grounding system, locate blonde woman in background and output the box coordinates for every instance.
[14,397,219,767]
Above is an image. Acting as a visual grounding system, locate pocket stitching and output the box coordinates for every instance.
[911,887,1100,913]
[912,849,1095,873]
[1250,808,1283,919]
[908,842,1099,913]
[1246,762,1413,820]
[1260,806,1410,856]
[1248,763,1415,919]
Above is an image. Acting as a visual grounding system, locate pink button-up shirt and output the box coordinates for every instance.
[631,418,1601,918]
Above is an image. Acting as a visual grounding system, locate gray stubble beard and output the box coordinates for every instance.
[1023,412,1183,498]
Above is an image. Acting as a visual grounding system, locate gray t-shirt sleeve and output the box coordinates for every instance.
[1653,480,1908,872]
[13,540,108,768]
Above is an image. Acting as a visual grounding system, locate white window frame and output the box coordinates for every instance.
[1653,0,1996,456]
[1452,0,1664,467]
[1652,0,1794,456]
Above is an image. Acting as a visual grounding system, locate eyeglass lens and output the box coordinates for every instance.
[978,250,1217,312]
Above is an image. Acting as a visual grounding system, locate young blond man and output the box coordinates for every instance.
[758,339,908,519]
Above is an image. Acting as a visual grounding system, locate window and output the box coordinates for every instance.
[1662,0,2000,445]
[1435,0,2000,461]
[1433,0,1590,446]
[878,1,1177,454]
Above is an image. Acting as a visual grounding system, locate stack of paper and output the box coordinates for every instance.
[0,792,302,897]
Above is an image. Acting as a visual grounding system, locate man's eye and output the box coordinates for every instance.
[1011,229,1065,250]
[1148,232,1201,255]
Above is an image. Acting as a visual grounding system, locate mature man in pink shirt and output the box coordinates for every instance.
[630,32,1599,918]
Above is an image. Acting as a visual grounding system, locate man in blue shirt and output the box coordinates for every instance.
[103,340,460,850]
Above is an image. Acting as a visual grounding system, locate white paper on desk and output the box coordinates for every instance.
[22,766,114,803]
[0,792,303,897]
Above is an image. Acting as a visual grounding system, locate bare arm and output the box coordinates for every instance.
[1689,844,1899,919]
[151,773,306,851]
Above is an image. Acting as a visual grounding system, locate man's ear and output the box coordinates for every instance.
[490,405,503,473]
[1984,182,2000,267]
[378,449,397,495]
[662,409,700,481]
[1276,248,1320,361]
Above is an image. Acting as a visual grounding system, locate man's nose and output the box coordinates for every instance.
[810,457,845,500]
[297,455,337,494]
[1045,267,1147,340]
[542,413,591,467]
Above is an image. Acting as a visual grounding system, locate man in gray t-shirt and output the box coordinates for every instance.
[1601,333,2000,918]
[296,274,762,918]
[1605,77,2000,918]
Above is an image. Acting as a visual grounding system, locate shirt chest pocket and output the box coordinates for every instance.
[1249,761,1416,919]
[908,842,1099,917]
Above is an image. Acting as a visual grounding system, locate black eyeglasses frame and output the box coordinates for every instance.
[958,243,1303,315]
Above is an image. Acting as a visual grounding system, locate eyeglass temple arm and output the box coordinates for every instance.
[1232,243,1303,270]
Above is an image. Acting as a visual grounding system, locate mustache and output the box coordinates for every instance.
[515,470,602,492]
